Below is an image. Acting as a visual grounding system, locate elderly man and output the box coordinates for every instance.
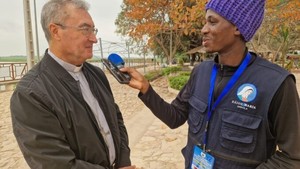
[11,0,135,168]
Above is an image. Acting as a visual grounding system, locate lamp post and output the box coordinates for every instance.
[126,42,131,67]
[23,0,35,70]
[33,0,40,61]
[98,38,104,70]
[142,36,149,73]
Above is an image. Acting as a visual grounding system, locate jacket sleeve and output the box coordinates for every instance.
[257,76,300,169]
[11,88,107,169]
[138,85,189,129]
[138,66,198,129]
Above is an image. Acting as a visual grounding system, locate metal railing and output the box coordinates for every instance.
[0,62,28,82]
[0,61,156,83]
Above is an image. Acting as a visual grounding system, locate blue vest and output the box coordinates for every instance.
[183,57,290,169]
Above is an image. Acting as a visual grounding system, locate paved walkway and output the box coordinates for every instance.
[1,69,300,169]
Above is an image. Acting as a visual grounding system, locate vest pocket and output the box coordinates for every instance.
[188,96,207,134]
[220,110,262,153]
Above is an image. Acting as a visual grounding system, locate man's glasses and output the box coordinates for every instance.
[55,23,98,36]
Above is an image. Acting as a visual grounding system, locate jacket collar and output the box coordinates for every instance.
[42,49,79,83]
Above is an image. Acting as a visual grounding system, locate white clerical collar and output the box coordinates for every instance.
[48,49,83,73]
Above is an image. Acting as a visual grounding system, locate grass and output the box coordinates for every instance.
[0,56,27,62]
[144,70,163,81]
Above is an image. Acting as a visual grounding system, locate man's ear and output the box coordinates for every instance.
[49,23,61,40]
[234,26,245,41]
[234,26,241,36]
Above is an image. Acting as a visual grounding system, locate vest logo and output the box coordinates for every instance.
[237,83,257,102]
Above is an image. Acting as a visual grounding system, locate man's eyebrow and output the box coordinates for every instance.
[207,15,214,20]
[79,23,93,27]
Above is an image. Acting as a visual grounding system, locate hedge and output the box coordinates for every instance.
[168,74,190,90]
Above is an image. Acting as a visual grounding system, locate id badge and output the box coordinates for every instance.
[191,145,215,169]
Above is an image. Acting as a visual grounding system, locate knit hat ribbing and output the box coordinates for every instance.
[205,0,265,42]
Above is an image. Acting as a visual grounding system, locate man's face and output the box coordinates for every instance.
[54,6,98,65]
[201,10,239,53]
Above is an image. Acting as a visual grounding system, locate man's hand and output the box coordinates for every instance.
[119,165,136,169]
[120,67,150,94]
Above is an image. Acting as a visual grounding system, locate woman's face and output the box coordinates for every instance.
[201,10,239,53]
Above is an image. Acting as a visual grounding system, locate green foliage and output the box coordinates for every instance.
[144,70,163,81]
[175,53,189,66]
[285,61,293,71]
[162,66,182,76]
[179,71,191,76]
[0,56,27,62]
[144,67,191,90]
[168,74,190,90]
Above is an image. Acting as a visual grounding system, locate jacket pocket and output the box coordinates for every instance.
[188,96,207,134]
[220,110,262,153]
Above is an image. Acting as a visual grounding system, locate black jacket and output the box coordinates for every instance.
[11,51,131,169]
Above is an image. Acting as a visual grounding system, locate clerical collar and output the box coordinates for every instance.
[48,50,83,73]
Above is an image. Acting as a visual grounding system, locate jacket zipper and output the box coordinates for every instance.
[76,81,111,164]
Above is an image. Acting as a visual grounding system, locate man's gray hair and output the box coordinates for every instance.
[41,0,90,42]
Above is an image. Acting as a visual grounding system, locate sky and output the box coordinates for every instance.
[0,0,124,56]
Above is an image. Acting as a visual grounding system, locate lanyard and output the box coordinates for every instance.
[202,52,252,151]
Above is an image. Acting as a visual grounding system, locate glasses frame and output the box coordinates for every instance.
[55,23,98,36]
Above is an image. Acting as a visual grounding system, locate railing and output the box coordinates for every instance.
[0,60,155,83]
[0,62,28,82]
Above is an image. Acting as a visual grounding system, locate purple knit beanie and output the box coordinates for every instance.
[205,0,265,42]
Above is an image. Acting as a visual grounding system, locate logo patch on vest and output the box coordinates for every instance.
[237,83,257,102]
[232,83,257,110]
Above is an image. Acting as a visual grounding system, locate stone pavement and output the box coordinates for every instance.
[0,91,29,169]
[293,71,300,92]
[1,69,300,169]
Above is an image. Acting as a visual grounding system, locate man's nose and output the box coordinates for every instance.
[89,34,98,43]
[201,23,209,34]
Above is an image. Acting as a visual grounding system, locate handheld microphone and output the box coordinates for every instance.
[102,53,131,84]
[108,53,125,68]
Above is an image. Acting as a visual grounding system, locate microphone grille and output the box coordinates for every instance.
[108,53,124,66]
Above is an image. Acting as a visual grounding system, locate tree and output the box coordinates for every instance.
[256,0,300,67]
[115,0,173,64]
[115,0,300,69]
[115,0,206,65]
[169,0,206,65]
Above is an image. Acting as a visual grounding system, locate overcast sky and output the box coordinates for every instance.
[0,0,124,56]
